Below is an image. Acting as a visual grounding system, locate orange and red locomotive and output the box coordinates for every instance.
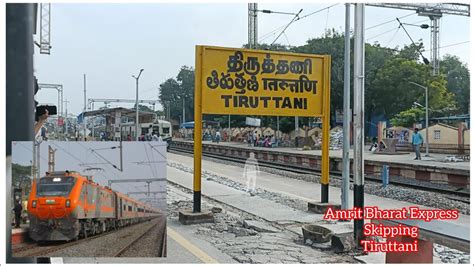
[27,171,160,241]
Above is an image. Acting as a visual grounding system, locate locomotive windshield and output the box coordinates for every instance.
[37,176,76,197]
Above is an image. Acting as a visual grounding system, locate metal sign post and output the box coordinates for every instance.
[193,45,203,213]
[320,55,331,203]
[342,3,351,210]
[189,45,332,219]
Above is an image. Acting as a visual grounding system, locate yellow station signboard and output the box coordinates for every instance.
[197,46,331,117]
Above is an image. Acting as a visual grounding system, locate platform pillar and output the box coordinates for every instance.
[193,45,203,213]
[320,55,331,204]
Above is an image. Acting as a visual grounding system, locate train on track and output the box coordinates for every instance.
[27,170,160,241]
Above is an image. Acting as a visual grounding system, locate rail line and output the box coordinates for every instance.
[113,217,166,257]
[168,145,470,199]
[12,218,160,257]
[14,228,119,257]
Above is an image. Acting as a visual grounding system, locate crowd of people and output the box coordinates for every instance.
[130,133,164,142]
[247,131,277,148]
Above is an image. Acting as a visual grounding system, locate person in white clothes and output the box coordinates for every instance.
[243,152,260,195]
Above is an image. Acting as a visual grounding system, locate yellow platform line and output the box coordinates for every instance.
[167,227,219,264]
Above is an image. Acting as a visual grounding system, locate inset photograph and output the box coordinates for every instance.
[11,141,167,258]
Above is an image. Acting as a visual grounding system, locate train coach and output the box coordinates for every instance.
[27,171,160,241]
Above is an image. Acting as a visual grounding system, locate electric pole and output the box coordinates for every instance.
[83,74,87,140]
[248,3,258,49]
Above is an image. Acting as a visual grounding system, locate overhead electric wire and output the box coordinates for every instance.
[366,26,400,41]
[396,17,430,64]
[424,41,470,52]
[144,144,157,179]
[385,26,401,47]
[296,3,339,21]
[258,24,287,42]
[271,8,303,45]
[258,4,338,43]
[15,142,49,164]
[48,142,122,190]
[366,12,415,30]
[88,147,121,171]
[75,142,129,191]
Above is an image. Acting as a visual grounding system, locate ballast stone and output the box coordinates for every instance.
[243,220,280,233]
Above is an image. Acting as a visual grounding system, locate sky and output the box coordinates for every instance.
[33,3,471,115]
[12,141,167,209]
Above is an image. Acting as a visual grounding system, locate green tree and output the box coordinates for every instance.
[294,29,395,127]
[390,107,425,127]
[12,163,32,196]
[176,66,195,122]
[158,66,195,124]
[371,58,456,119]
[293,29,346,119]
[397,42,427,62]
[439,55,470,114]
[159,78,183,122]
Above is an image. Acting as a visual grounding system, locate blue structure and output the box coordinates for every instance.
[180,121,195,129]
[367,114,389,138]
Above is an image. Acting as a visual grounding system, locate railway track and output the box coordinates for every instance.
[113,217,166,257]
[12,218,163,258]
[168,145,470,199]
[13,228,119,257]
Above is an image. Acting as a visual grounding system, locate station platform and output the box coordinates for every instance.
[166,152,470,263]
[11,225,29,245]
[172,139,470,188]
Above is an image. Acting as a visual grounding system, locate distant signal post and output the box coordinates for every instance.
[193,45,331,214]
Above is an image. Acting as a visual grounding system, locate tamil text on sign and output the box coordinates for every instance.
[198,46,330,117]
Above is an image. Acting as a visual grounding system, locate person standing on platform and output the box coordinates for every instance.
[412,128,424,160]
[13,199,22,228]
[243,152,260,195]
[215,130,221,144]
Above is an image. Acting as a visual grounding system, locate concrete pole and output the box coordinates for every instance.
[228,114,231,142]
[36,141,41,179]
[182,97,186,124]
[60,85,63,139]
[277,116,280,140]
[409,81,430,157]
[353,3,365,245]
[342,3,351,210]
[64,99,69,137]
[295,116,299,147]
[425,86,429,156]
[91,102,95,140]
[57,90,60,138]
[134,69,143,141]
[83,74,87,140]
[135,78,139,141]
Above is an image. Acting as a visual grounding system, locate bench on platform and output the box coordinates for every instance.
[371,218,469,263]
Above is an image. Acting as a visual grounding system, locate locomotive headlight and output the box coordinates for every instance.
[65,199,71,208]
[32,200,37,208]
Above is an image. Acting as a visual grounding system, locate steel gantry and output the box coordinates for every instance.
[88,98,160,112]
[39,3,51,54]
[248,3,258,49]
[366,3,470,75]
